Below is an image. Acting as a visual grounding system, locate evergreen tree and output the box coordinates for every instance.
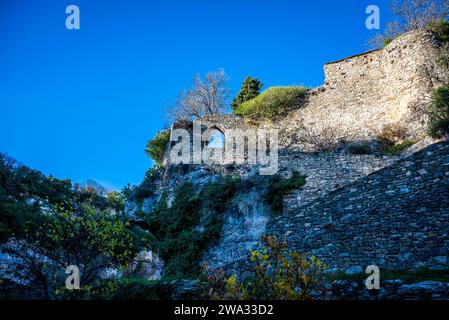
[231,76,263,112]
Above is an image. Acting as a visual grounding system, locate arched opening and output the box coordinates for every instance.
[207,128,225,149]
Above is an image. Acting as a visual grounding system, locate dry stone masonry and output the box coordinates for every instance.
[267,142,449,272]
[279,29,447,148]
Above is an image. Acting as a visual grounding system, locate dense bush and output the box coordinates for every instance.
[428,19,449,43]
[234,86,308,121]
[145,129,171,166]
[428,21,449,138]
[383,140,416,155]
[201,236,327,300]
[143,166,163,184]
[147,177,241,279]
[431,20,449,79]
[428,85,449,138]
[265,171,306,214]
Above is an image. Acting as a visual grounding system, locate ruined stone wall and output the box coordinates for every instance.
[167,30,446,159]
[280,29,447,148]
[156,29,449,278]
[278,151,400,212]
[267,141,449,272]
[200,150,403,278]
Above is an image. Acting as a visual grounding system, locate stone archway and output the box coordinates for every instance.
[206,127,225,149]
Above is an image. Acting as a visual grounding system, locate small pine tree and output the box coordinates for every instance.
[231,76,263,112]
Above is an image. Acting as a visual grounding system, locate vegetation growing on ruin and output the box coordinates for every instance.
[145,129,171,166]
[200,236,327,300]
[376,124,416,155]
[428,85,449,138]
[427,20,449,138]
[429,19,449,43]
[231,76,263,112]
[265,171,306,214]
[147,177,241,279]
[384,140,416,155]
[233,86,308,122]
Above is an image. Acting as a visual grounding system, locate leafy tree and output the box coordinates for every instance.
[107,191,126,212]
[231,76,263,112]
[0,154,144,299]
[145,129,171,166]
[0,154,73,242]
[38,204,136,280]
[2,204,139,298]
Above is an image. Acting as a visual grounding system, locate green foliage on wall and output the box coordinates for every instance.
[427,20,449,138]
[233,86,308,122]
[147,177,241,279]
[265,171,306,214]
[383,140,416,155]
[428,85,449,138]
[428,20,449,43]
[231,76,263,112]
[145,129,171,166]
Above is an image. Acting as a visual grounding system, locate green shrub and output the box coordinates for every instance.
[231,76,263,112]
[383,140,416,155]
[145,129,171,166]
[428,85,449,138]
[376,123,415,155]
[147,177,241,279]
[234,86,308,121]
[143,166,163,184]
[437,49,449,76]
[428,20,449,43]
[265,171,306,214]
[383,36,397,47]
[201,236,327,300]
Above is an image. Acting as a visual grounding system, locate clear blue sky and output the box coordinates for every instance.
[0,0,394,190]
